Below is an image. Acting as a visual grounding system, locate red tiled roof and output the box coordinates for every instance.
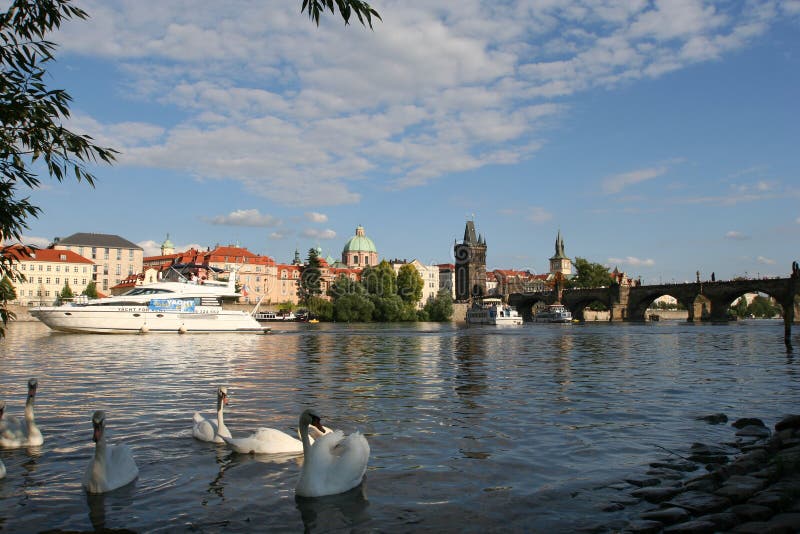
[4,245,93,264]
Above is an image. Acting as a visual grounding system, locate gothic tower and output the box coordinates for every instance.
[549,230,572,277]
[454,220,487,301]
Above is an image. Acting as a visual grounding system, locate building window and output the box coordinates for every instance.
[91,247,97,259]
[116,249,121,260]
[46,265,51,271]
[37,277,42,283]
[55,278,60,284]
[46,277,50,284]
[79,247,84,256]
[104,248,109,260]
[74,278,78,285]
[129,250,134,260]
[104,265,109,275]
[116,265,121,275]
[354,255,359,265]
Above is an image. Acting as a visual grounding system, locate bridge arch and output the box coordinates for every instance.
[627,290,692,321]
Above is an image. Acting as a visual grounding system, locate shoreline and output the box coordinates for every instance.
[607,414,800,533]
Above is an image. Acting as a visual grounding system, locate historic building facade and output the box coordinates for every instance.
[454,220,487,302]
[341,226,378,268]
[4,245,94,304]
[52,233,143,294]
[549,230,572,278]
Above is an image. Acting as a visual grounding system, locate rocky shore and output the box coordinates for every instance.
[607,414,800,533]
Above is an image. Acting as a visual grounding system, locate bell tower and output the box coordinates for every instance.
[454,220,487,301]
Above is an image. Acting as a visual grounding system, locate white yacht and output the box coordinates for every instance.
[533,303,573,323]
[466,298,523,326]
[30,268,268,334]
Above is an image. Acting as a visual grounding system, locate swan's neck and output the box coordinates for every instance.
[299,422,312,457]
[216,401,227,434]
[94,435,108,462]
[25,395,36,425]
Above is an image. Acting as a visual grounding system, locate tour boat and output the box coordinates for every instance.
[466,298,523,326]
[30,268,268,334]
[533,303,573,323]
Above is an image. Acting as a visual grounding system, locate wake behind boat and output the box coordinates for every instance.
[30,268,268,334]
[466,298,523,326]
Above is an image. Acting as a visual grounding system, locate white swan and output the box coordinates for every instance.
[223,422,331,455]
[83,410,139,494]
[192,386,231,443]
[0,457,5,479]
[0,378,43,448]
[295,409,370,497]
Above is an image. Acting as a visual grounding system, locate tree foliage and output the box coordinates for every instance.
[301,0,381,28]
[396,263,423,304]
[298,248,323,305]
[424,289,454,322]
[334,292,374,322]
[59,279,73,299]
[1,0,117,336]
[569,257,613,289]
[82,280,98,298]
[362,260,396,298]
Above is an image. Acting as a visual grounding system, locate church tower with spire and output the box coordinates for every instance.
[454,220,487,301]
[549,230,572,277]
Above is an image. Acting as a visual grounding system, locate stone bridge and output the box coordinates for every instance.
[508,272,800,334]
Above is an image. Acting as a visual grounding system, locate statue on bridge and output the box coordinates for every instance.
[792,260,799,280]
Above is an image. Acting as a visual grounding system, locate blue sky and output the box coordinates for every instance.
[15,0,800,283]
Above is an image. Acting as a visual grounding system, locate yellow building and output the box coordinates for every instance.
[4,245,94,304]
[52,233,143,294]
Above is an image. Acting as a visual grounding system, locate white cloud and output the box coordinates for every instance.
[302,228,337,240]
[51,1,778,205]
[208,209,281,227]
[137,239,205,256]
[525,207,553,223]
[15,235,53,249]
[602,166,668,194]
[269,231,291,240]
[725,231,749,240]
[305,212,328,223]
[757,256,775,265]
[607,256,655,267]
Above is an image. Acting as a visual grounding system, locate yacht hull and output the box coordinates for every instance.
[30,306,268,334]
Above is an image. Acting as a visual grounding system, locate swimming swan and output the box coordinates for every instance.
[192,386,231,443]
[0,378,43,448]
[295,409,369,497]
[223,422,332,454]
[0,457,5,479]
[83,411,139,494]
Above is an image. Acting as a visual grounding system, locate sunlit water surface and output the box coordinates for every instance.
[0,320,798,532]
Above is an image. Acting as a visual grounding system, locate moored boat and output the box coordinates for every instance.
[30,268,268,334]
[533,303,573,323]
[466,298,523,326]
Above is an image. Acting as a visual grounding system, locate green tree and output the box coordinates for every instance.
[362,260,396,297]
[59,280,74,299]
[747,295,780,318]
[0,0,117,336]
[298,248,323,305]
[302,0,381,28]
[424,289,454,322]
[82,280,98,298]
[569,258,613,289]
[306,295,333,321]
[328,273,364,300]
[732,296,749,318]
[334,293,374,322]
[396,264,423,305]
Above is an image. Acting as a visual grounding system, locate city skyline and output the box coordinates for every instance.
[15,1,800,283]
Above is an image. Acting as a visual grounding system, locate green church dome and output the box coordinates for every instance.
[342,225,377,254]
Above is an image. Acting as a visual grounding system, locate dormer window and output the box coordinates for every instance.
[60,254,67,261]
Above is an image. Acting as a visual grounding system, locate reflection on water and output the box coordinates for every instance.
[0,320,798,531]
[296,483,370,533]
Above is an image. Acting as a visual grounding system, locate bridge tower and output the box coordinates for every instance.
[549,230,572,277]
[454,220,487,302]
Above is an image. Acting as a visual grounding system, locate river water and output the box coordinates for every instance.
[0,320,798,532]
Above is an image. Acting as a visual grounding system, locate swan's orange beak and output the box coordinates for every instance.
[92,423,102,442]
